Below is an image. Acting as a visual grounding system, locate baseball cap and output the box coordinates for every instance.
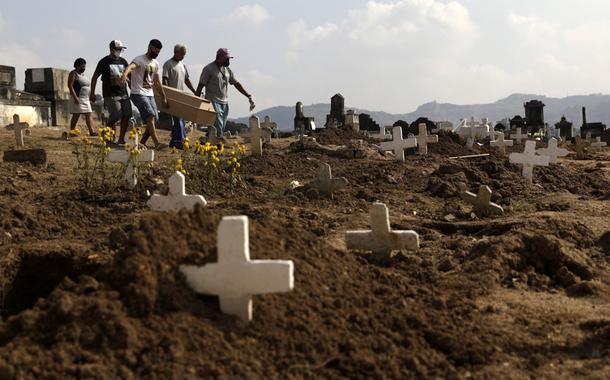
[109,40,127,50]
[216,48,233,58]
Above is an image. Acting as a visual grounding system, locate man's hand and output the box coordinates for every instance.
[73,96,80,105]
[89,94,96,103]
[119,75,128,86]
[249,96,255,111]
[163,97,169,109]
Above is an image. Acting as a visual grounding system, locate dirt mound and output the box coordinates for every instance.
[312,127,369,145]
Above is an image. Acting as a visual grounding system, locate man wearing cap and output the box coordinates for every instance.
[90,40,132,145]
[196,48,255,138]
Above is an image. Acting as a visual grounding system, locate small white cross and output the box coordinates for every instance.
[379,126,417,161]
[7,114,30,147]
[490,132,514,155]
[147,171,207,211]
[536,137,570,164]
[310,163,348,198]
[461,185,504,217]
[591,137,607,150]
[585,132,592,144]
[510,127,529,145]
[415,123,438,155]
[346,202,419,255]
[260,116,275,143]
[249,115,263,158]
[108,130,154,189]
[180,216,294,321]
[509,140,550,183]
[371,126,391,140]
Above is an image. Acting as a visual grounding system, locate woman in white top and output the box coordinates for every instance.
[68,58,96,136]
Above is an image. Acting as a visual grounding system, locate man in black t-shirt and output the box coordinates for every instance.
[90,40,133,144]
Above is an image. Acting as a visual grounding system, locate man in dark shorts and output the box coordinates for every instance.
[90,40,132,145]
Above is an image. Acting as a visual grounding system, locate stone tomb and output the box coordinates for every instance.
[346,202,419,255]
[308,163,349,199]
[489,132,513,155]
[379,126,417,162]
[415,123,438,155]
[180,215,294,321]
[147,171,207,211]
[536,137,569,164]
[509,140,550,183]
[108,131,154,189]
[461,185,504,217]
[249,115,263,158]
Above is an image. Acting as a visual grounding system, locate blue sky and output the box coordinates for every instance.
[1,1,610,117]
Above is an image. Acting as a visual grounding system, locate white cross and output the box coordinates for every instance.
[461,185,504,217]
[489,132,514,155]
[180,216,294,321]
[260,116,275,143]
[510,127,529,145]
[585,132,592,144]
[371,126,391,140]
[7,114,30,147]
[108,130,154,189]
[591,137,607,150]
[310,163,348,198]
[536,137,570,164]
[415,123,438,155]
[509,140,550,183]
[147,171,207,211]
[346,202,419,255]
[379,126,417,161]
[249,115,263,158]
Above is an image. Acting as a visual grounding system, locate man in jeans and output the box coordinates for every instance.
[162,43,197,149]
[121,39,168,150]
[196,48,255,138]
[90,40,132,144]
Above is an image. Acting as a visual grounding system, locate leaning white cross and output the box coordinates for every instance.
[249,115,263,158]
[310,162,348,198]
[461,185,504,217]
[509,140,550,183]
[7,114,30,147]
[415,123,438,155]
[591,137,607,150]
[510,127,529,145]
[147,171,207,211]
[346,202,419,255]
[490,132,514,155]
[379,126,417,161]
[536,137,570,164]
[108,130,154,189]
[180,215,294,321]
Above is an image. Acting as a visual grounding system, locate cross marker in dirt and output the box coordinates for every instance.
[180,216,294,321]
[510,127,529,145]
[509,140,550,183]
[590,137,607,150]
[379,126,417,161]
[489,132,514,155]
[309,162,348,198]
[345,202,419,255]
[108,131,154,189]
[147,171,207,212]
[249,115,263,158]
[585,132,592,144]
[7,114,30,148]
[536,137,570,164]
[261,116,275,143]
[461,185,504,217]
[371,126,391,140]
[415,123,438,155]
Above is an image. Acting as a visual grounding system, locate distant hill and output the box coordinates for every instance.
[233,93,610,131]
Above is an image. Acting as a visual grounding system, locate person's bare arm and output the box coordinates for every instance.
[120,63,138,85]
[185,77,197,95]
[195,82,204,97]
[68,72,79,104]
[154,73,168,107]
[89,71,101,102]
[162,76,169,86]
[234,82,251,98]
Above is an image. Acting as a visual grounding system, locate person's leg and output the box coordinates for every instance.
[70,113,79,130]
[220,103,229,137]
[84,112,95,135]
[104,98,121,141]
[211,102,225,138]
[117,98,133,144]
[170,116,185,148]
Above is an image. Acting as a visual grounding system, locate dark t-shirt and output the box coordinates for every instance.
[94,56,129,98]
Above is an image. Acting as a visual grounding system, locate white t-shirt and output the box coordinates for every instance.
[130,54,160,96]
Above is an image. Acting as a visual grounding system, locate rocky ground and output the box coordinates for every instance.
[0,125,609,379]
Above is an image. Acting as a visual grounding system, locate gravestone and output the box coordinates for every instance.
[510,127,528,145]
[294,101,315,134]
[379,126,417,162]
[585,132,593,144]
[249,115,263,158]
[7,114,30,147]
[261,116,276,142]
[415,123,438,155]
[489,132,514,155]
[574,136,587,159]
[591,137,607,150]
[509,140,550,183]
[371,126,391,140]
[108,131,154,189]
[309,163,348,199]
[536,137,569,164]
[325,93,345,127]
[180,216,294,321]
[345,202,419,255]
[147,171,207,211]
[556,116,573,139]
[461,185,504,217]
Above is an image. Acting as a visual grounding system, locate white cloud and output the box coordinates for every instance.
[563,22,610,46]
[287,19,339,48]
[222,4,271,26]
[246,69,274,86]
[507,11,556,43]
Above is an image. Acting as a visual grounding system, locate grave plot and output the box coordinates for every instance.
[0,127,609,379]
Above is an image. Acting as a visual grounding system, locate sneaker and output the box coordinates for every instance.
[154,143,168,151]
